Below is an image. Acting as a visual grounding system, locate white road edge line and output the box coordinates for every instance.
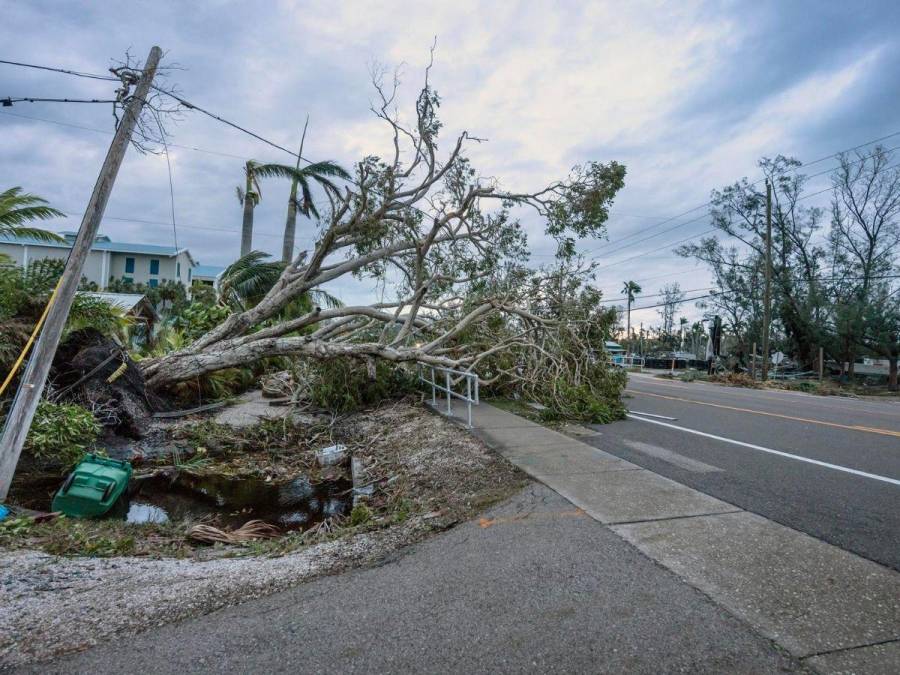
[625,414,900,487]
[628,410,678,421]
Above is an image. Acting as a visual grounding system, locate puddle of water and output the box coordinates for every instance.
[125,472,353,531]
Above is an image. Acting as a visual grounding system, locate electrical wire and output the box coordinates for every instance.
[0,58,118,81]
[152,110,179,251]
[2,97,116,105]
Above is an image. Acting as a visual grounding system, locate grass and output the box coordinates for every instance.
[0,514,193,558]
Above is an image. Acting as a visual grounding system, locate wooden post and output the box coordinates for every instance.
[818,346,824,382]
[761,179,773,382]
[751,341,756,380]
[0,46,162,500]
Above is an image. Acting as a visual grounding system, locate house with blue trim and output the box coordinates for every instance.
[0,231,206,289]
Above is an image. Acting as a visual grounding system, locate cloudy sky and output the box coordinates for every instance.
[2,0,898,326]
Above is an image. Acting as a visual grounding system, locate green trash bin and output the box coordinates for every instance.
[52,454,132,518]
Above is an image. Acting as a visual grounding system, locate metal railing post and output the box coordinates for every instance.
[445,370,452,414]
[431,367,436,406]
[466,375,472,427]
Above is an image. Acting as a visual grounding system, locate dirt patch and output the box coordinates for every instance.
[0,400,526,667]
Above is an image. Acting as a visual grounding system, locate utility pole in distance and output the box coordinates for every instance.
[0,46,162,501]
[761,178,773,382]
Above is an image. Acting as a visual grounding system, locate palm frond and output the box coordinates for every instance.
[219,251,287,309]
[300,160,351,180]
[307,287,343,309]
[0,186,65,241]
[236,186,245,205]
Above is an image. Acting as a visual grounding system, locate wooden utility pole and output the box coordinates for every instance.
[818,346,824,382]
[761,179,773,382]
[0,46,161,500]
[751,341,757,380]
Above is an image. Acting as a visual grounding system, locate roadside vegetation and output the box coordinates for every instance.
[620,147,899,395]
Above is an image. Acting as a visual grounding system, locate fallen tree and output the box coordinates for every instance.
[141,66,626,406]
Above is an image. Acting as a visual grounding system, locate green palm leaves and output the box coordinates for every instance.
[0,187,65,243]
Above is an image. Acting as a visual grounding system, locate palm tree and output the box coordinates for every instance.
[0,187,65,243]
[281,120,350,263]
[621,280,642,350]
[236,151,350,259]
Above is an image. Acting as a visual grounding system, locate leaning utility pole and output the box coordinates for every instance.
[0,46,162,500]
[761,179,773,382]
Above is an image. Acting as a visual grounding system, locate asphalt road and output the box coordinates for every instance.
[585,373,900,570]
[26,485,799,674]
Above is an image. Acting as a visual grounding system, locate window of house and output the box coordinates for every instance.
[188,268,192,283]
[177,262,181,278]
[149,278,159,288]
[150,259,160,275]
[125,257,135,274]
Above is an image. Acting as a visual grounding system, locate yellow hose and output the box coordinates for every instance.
[0,279,62,397]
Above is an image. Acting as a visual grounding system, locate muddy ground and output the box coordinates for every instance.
[0,397,526,667]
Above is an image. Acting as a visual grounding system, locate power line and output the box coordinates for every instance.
[52,209,315,243]
[629,293,714,312]
[153,111,179,251]
[589,140,900,262]
[593,157,900,274]
[0,58,118,81]
[1,97,116,105]
[0,109,250,160]
[598,286,712,305]
[566,133,900,268]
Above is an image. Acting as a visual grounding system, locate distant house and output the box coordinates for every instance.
[0,231,210,290]
[604,341,626,355]
[191,264,225,289]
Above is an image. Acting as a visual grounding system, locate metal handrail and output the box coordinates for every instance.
[417,364,479,428]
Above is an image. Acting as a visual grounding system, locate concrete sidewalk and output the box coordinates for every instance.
[460,402,900,673]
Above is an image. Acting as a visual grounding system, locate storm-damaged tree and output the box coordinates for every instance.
[656,282,684,346]
[141,66,626,412]
[827,146,900,378]
[678,157,830,368]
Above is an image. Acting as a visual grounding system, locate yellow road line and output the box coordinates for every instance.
[632,390,900,438]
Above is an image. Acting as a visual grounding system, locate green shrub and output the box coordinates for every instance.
[349,503,372,526]
[307,359,418,412]
[171,302,232,341]
[24,401,99,467]
[537,381,625,424]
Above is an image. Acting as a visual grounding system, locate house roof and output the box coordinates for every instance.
[79,292,158,319]
[192,264,225,279]
[0,232,193,260]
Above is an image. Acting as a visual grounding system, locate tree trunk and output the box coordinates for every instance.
[240,197,254,257]
[889,356,898,392]
[625,299,631,352]
[282,179,298,263]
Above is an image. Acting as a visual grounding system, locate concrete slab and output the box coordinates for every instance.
[805,640,900,674]
[553,468,741,524]
[501,444,641,477]
[613,511,900,657]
